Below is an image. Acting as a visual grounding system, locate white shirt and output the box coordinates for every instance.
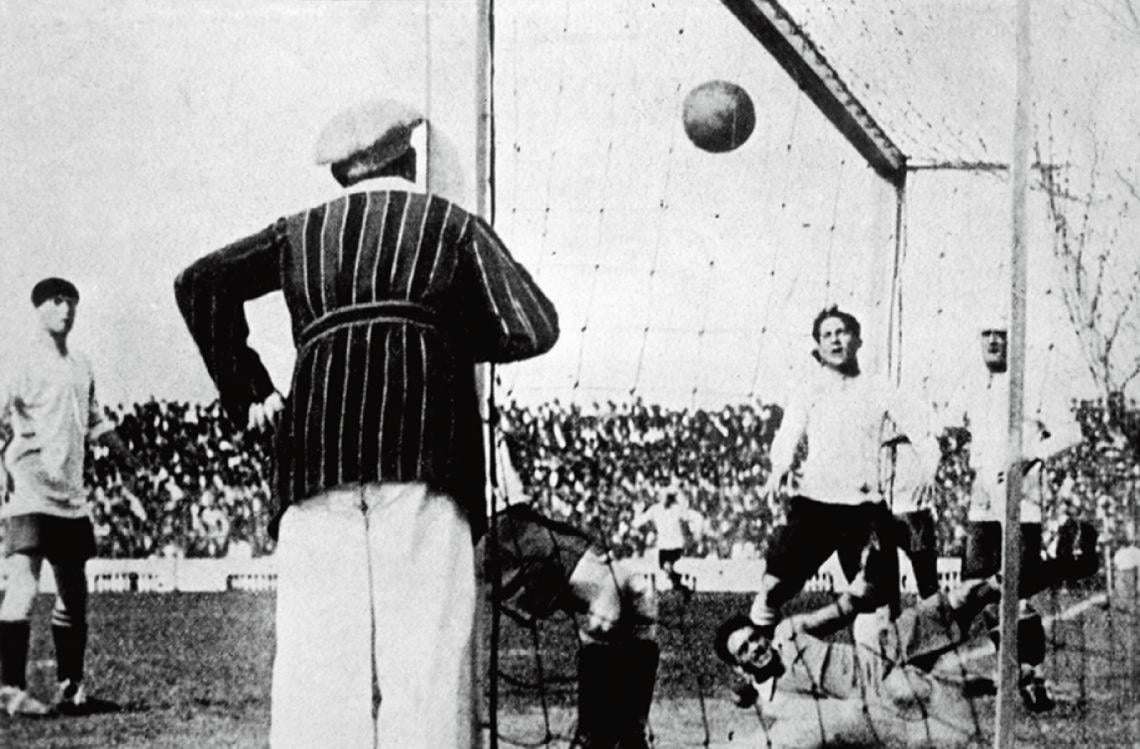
[769,362,939,507]
[0,334,111,518]
[952,375,1082,523]
[633,500,703,550]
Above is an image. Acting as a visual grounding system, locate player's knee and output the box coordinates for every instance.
[761,573,799,607]
[0,560,40,619]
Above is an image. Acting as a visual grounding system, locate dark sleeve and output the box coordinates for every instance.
[458,215,559,363]
[174,221,286,425]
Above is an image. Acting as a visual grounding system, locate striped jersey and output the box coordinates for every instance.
[175,190,559,536]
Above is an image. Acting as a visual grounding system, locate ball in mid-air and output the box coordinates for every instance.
[682,80,755,153]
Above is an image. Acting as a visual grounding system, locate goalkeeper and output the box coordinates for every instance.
[714,544,1011,748]
[477,504,658,749]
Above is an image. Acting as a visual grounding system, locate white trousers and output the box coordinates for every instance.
[270,483,475,749]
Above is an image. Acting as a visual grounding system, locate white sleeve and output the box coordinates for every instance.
[768,385,808,476]
[888,387,942,479]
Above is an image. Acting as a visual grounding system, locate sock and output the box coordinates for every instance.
[52,623,88,686]
[0,620,32,690]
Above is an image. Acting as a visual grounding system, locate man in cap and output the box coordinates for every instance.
[175,100,559,747]
[0,277,141,716]
[952,323,1093,711]
[478,503,658,749]
[752,306,942,636]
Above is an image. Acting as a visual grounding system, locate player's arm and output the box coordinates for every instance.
[461,214,560,363]
[763,390,807,497]
[631,502,654,528]
[888,386,944,487]
[174,221,286,428]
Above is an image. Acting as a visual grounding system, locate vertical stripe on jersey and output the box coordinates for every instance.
[300,348,321,488]
[355,192,387,304]
[320,197,347,314]
[421,201,455,295]
[393,194,429,299]
[414,330,429,475]
[339,192,367,306]
[303,204,327,318]
[357,326,377,478]
[340,325,366,482]
[324,329,350,488]
[374,193,408,298]
[376,329,397,476]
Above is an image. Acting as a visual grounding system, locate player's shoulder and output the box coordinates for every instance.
[68,348,95,373]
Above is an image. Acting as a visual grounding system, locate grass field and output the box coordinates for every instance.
[1,587,1137,747]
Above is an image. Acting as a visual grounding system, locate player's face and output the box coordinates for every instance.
[37,295,77,337]
[816,316,859,371]
[980,329,1007,372]
[726,625,773,675]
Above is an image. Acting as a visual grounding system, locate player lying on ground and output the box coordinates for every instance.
[477,504,657,749]
[713,545,1078,749]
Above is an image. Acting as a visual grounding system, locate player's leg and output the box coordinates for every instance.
[750,497,842,631]
[367,482,475,749]
[836,503,900,615]
[1040,517,1100,586]
[659,547,686,594]
[270,489,374,749]
[0,514,50,716]
[898,509,940,598]
[572,563,659,748]
[46,515,98,714]
[966,520,1054,711]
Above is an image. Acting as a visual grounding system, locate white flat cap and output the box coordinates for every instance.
[314,99,426,167]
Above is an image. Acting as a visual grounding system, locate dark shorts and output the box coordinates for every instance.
[894,509,936,554]
[3,513,97,563]
[963,520,1042,596]
[658,547,682,568]
[894,509,940,597]
[765,497,899,592]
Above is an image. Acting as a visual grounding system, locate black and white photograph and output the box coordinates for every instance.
[1,1,1138,746]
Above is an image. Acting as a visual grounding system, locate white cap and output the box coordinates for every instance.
[314,99,425,168]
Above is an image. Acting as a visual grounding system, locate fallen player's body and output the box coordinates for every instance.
[715,554,1011,748]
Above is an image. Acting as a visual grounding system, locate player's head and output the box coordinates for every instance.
[811,305,861,373]
[713,615,784,683]
[31,277,79,337]
[315,99,425,187]
[979,327,1008,373]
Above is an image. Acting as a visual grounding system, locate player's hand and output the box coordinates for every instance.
[912,480,937,509]
[761,470,786,501]
[731,679,759,708]
[248,392,284,432]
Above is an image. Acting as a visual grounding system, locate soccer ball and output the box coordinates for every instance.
[682,80,755,153]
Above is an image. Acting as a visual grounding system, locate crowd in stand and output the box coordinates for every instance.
[76,396,1137,561]
[85,400,275,559]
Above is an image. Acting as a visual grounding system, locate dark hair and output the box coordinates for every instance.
[713,613,755,664]
[811,305,861,342]
[31,277,79,307]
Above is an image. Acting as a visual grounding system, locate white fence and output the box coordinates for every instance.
[0,551,962,595]
[628,552,962,594]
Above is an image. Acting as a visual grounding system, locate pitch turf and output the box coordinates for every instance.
[1,587,1136,747]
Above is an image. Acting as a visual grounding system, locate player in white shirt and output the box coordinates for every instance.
[0,278,141,717]
[750,306,941,636]
[954,324,1090,711]
[632,485,705,594]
